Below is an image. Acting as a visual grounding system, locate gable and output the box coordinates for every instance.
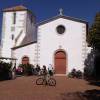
[37,15,88,26]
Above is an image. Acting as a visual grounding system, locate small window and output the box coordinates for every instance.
[13,12,16,24]
[56,25,65,34]
[11,34,14,40]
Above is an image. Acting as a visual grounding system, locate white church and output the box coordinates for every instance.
[0,5,89,75]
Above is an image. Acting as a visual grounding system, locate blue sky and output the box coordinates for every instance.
[0,0,100,38]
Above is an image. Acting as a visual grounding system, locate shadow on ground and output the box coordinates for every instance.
[88,80,100,87]
[61,89,100,100]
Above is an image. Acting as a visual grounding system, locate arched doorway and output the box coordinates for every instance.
[54,50,67,74]
[22,56,29,64]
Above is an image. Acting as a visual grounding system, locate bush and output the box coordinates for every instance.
[0,61,12,81]
[24,64,33,75]
[68,68,83,79]
[16,64,34,76]
[76,70,83,79]
[16,67,23,75]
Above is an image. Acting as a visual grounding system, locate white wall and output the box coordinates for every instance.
[1,11,27,57]
[13,43,36,67]
[38,18,87,74]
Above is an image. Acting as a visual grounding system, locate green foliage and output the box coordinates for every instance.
[68,69,83,79]
[25,64,33,75]
[0,61,12,80]
[87,12,100,50]
[18,64,33,75]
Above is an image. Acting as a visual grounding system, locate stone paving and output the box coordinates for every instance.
[0,76,100,100]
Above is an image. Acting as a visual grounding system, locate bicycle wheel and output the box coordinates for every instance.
[48,78,56,86]
[36,78,44,85]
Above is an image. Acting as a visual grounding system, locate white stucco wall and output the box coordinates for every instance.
[12,43,36,67]
[1,11,27,58]
[38,18,87,74]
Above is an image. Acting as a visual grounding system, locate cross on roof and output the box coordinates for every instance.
[59,8,63,15]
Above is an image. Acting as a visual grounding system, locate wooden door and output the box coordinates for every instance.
[22,56,29,64]
[55,51,66,74]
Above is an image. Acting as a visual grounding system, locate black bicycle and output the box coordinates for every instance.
[36,75,56,86]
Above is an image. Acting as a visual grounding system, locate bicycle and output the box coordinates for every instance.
[36,74,56,86]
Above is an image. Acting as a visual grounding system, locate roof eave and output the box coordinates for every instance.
[37,15,88,26]
[12,41,37,50]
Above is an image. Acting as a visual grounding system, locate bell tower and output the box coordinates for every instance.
[1,5,36,58]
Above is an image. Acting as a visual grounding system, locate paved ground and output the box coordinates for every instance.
[0,76,100,100]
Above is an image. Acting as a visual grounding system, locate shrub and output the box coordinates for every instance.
[24,64,33,75]
[0,61,12,80]
[76,70,83,79]
[68,68,83,79]
[16,64,34,76]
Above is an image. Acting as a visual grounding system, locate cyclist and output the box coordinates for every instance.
[42,65,47,75]
[36,65,56,86]
[42,65,49,84]
[48,64,53,76]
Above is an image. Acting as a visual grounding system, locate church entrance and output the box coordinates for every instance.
[54,50,66,74]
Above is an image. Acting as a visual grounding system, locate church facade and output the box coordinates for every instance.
[0,5,88,75]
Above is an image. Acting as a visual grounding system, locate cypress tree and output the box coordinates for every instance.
[87,12,100,50]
